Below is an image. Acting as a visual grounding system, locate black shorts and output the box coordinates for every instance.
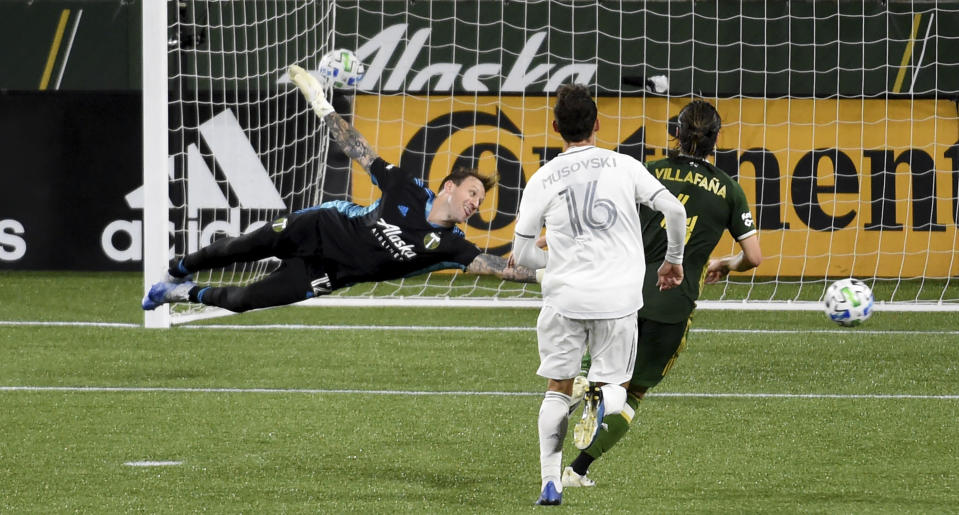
[630,315,692,388]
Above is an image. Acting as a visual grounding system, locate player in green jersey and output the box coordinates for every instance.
[561,99,764,488]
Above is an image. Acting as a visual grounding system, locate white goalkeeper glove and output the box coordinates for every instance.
[288,64,335,119]
[645,74,669,94]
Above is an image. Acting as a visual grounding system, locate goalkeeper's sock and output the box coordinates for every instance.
[168,258,191,279]
[538,391,571,490]
[188,286,206,304]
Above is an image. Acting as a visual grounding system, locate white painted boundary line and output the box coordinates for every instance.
[1,385,956,400]
[124,461,182,467]
[180,324,959,336]
[300,298,959,312]
[2,319,957,336]
[0,320,139,328]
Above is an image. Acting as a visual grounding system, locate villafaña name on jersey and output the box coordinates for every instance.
[373,218,417,260]
[654,168,727,198]
[542,157,618,187]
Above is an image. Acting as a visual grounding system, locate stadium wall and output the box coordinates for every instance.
[2,1,958,272]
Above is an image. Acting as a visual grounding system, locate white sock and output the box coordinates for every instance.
[599,384,627,415]
[538,391,571,491]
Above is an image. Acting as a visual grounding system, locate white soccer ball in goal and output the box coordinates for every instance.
[317,48,365,89]
[823,278,875,327]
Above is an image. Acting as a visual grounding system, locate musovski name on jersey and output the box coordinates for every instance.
[541,156,618,187]
[654,167,727,198]
[372,218,417,260]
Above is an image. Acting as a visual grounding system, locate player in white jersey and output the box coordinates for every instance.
[512,84,688,506]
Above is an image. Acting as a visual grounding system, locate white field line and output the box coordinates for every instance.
[0,320,139,328]
[2,319,958,336]
[0,385,956,400]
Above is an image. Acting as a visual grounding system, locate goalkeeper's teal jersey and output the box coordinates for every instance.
[639,155,757,323]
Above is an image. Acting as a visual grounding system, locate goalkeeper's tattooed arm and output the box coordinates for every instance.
[468,253,538,283]
[288,64,377,173]
[327,114,378,172]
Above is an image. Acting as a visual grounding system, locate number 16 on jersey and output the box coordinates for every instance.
[559,180,619,237]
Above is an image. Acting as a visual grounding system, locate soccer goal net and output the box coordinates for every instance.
[144,1,959,326]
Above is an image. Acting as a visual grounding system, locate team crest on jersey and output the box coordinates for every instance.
[272,217,288,232]
[423,232,441,250]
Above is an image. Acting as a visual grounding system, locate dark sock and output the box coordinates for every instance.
[169,258,191,278]
[570,452,595,476]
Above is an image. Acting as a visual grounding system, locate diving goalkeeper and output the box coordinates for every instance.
[142,65,537,313]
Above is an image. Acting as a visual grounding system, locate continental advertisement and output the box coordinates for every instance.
[350,96,959,278]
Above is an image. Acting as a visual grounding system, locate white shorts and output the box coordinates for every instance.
[535,303,638,385]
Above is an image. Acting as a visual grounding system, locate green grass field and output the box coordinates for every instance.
[1,271,957,513]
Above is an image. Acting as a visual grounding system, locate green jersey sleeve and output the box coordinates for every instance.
[727,181,757,241]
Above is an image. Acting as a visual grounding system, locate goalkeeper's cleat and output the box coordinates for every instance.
[573,383,605,450]
[567,375,589,416]
[561,466,596,488]
[141,280,195,311]
[533,481,562,506]
[288,64,335,119]
[163,271,193,284]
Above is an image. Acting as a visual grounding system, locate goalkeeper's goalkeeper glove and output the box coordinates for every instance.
[288,64,335,119]
[645,74,669,94]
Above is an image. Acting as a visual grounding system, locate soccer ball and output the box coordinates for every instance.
[317,48,365,89]
[823,278,874,327]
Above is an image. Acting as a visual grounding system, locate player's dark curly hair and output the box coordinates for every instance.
[669,99,722,159]
[553,83,597,143]
[439,167,496,192]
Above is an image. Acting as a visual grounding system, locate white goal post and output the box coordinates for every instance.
[144,1,959,327]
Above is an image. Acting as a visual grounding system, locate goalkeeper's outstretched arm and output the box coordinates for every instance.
[288,64,377,173]
[468,253,539,283]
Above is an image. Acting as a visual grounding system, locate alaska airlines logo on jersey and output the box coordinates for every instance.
[542,157,618,188]
[373,218,417,260]
[423,232,441,250]
[654,168,727,198]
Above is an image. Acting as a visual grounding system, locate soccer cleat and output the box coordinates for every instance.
[164,271,193,284]
[534,481,562,506]
[567,375,589,416]
[561,466,596,488]
[573,384,605,450]
[288,64,335,118]
[141,280,195,311]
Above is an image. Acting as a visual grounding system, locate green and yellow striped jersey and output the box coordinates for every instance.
[638,155,757,323]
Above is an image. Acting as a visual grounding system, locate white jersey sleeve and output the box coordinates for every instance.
[513,177,549,269]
